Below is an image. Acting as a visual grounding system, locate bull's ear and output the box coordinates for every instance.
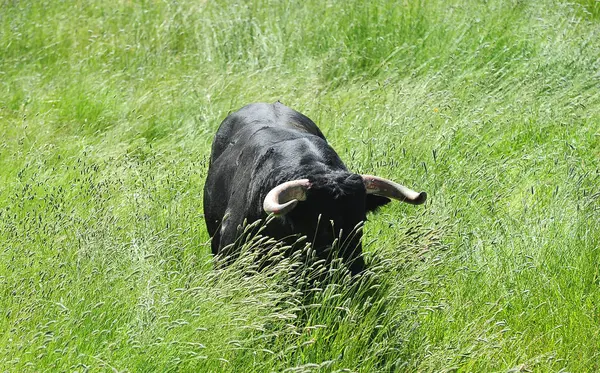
[366,195,391,213]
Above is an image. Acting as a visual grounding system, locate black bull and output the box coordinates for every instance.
[203,102,426,275]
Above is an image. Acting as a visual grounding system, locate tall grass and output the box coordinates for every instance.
[1,0,599,371]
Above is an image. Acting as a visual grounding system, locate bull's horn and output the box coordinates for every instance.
[362,175,427,205]
[263,179,311,215]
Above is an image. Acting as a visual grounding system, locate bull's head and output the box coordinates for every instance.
[263,175,426,214]
[263,175,426,275]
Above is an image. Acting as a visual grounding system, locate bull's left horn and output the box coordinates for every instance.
[362,175,427,205]
[263,179,311,216]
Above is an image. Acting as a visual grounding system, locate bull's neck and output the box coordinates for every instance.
[275,162,350,184]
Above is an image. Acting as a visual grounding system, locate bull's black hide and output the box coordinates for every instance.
[203,102,425,275]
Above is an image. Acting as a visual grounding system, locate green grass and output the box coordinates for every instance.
[1,0,599,371]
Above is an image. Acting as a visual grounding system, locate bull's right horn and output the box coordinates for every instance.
[263,179,311,216]
[362,175,427,205]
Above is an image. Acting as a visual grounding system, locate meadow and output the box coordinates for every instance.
[1,0,599,371]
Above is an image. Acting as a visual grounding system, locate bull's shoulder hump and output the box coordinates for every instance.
[211,103,327,160]
[273,102,325,139]
[225,102,326,139]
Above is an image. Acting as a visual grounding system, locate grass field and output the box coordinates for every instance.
[1,0,599,371]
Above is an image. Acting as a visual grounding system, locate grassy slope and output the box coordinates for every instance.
[1,0,599,371]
